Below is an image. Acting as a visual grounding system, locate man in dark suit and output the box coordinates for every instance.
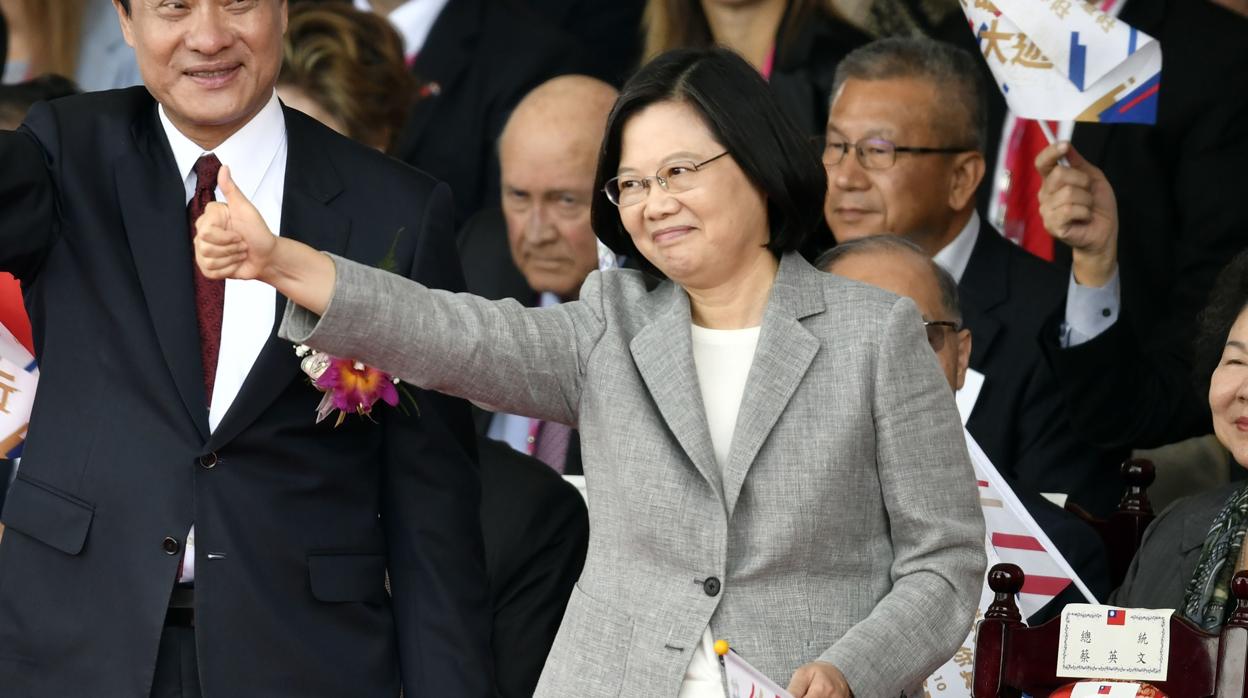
[0,1,492,695]
[373,0,582,225]
[963,0,1248,452]
[821,37,1117,515]
[459,75,618,475]
[477,437,588,697]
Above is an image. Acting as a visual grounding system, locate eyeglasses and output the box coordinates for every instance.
[820,137,972,170]
[923,320,960,353]
[603,152,729,207]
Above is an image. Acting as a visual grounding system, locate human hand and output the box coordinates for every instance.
[788,661,853,698]
[194,165,278,282]
[1035,142,1118,287]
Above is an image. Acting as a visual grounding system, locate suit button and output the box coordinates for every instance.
[198,452,218,469]
[162,537,181,555]
[703,577,721,597]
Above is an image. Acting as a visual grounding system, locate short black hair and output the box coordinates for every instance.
[815,235,962,326]
[1194,249,1248,393]
[831,37,988,153]
[590,47,827,277]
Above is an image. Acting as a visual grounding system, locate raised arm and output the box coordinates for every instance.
[195,168,610,426]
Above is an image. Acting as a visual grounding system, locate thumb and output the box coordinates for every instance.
[217,165,253,212]
[1033,141,1069,179]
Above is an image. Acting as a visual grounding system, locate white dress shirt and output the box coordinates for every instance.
[933,211,982,284]
[159,91,288,581]
[354,0,451,59]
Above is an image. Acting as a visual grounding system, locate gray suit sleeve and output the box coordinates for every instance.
[818,296,987,697]
[280,253,608,426]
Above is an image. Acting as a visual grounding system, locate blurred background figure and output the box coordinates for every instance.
[519,0,645,86]
[353,0,584,225]
[821,37,1114,515]
[1,0,140,90]
[819,235,1111,613]
[642,0,868,139]
[458,74,618,476]
[278,6,589,695]
[277,3,415,153]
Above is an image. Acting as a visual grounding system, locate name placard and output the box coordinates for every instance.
[1057,604,1174,681]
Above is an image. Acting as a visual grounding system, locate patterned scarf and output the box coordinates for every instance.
[1181,484,1248,632]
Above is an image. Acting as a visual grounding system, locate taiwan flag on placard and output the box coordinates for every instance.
[1107,609,1126,625]
[1098,687,1113,695]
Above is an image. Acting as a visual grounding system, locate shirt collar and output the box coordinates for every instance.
[158,90,286,202]
[932,211,980,284]
[354,0,451,58]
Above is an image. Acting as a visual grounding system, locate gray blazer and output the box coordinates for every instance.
[282,251,986,698]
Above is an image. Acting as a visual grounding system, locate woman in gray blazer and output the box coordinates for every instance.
[195,48,986,698]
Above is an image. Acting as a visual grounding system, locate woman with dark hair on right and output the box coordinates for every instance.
[194,47,984,697]
[1113,249,1248,630]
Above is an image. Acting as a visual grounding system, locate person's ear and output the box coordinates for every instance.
[954,327,973,391]
[115,1,136,48]
[948,152,985,212]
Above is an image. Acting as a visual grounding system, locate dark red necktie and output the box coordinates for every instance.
[188,154,223,406]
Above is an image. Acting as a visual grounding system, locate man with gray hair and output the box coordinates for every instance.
[817,235,1110,618]
[820,37,1117,518]
[459,74,619,474]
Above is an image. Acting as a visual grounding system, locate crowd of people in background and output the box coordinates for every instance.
[1,0,1247,696]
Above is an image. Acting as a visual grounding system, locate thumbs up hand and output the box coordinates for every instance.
[194,165,278,282]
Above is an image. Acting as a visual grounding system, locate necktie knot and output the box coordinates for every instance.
[194,153,221,198]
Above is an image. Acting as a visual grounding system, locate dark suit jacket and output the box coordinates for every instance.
[962,223,1117,515]
[393,0,582,225]
[0,88,493,696]
[478,436,588,698]
[768,9,870,139]
[961,0,1248,450]
[1112,481,1243,611]
[458,207,593,475]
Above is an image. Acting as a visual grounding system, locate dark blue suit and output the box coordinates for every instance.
[0,88,493,696]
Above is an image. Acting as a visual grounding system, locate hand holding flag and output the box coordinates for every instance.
[1036,141,1119,287]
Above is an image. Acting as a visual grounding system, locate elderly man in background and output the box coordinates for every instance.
[820,37,1115,517]
[459,74,618,476]
[819,235,1111,613]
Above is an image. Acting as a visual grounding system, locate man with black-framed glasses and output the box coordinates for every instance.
[821,37,1119,521]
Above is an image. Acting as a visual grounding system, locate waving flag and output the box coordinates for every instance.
[0,322,37,459]
[924,430,1096,697]
[962,0,1161,123]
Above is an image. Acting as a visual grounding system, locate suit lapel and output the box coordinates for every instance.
[207,109,350,450]
[958,224,1009,367]
[630,283,723,498]
[722,254,822,517]
[117,107,210,440]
